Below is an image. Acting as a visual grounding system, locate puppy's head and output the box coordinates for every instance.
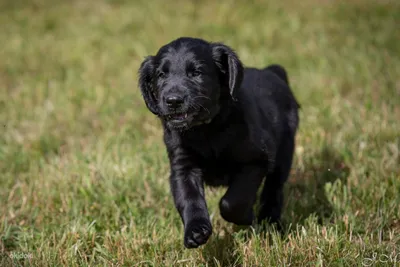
[138,37,243,130]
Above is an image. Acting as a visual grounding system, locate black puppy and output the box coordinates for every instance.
[138,37,300,249]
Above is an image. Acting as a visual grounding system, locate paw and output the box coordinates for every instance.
[219,198,254,226]
[184,218,212,248]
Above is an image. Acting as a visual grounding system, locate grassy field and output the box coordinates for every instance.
[1,0,399,266]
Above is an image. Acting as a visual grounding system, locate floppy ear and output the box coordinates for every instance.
[211,43,244,100]
[138,56,159,115]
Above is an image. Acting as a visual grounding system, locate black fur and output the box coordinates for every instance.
[138,37,300,248]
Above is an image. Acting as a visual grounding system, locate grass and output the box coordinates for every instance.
[1,0,399,266]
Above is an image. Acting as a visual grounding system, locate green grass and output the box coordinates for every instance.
[1,0,399,266]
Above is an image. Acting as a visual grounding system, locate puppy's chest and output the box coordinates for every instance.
[187,139,234,186]
[180,130,265,186]
[184,131,258,164]
[186,135,229,161]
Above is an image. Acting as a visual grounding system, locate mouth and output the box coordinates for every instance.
[164,106,217,130]
[165,112,188,122]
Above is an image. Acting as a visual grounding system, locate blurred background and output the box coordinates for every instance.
[1,0,399,266]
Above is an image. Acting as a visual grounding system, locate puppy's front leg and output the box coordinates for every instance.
[169,150,212,248]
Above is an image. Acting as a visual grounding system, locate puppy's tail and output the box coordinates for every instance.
[265,64,289,85]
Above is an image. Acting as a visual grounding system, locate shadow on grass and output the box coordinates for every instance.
[201,231,238,267]
[284,146,350,226]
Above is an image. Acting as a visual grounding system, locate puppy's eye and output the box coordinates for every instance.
[158,71,166,78]
[187,70,201,78]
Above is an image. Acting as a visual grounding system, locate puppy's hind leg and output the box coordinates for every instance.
[258,136,295,226]
[219,165,265,226]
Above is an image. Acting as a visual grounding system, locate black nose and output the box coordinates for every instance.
[165,95,184,109]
